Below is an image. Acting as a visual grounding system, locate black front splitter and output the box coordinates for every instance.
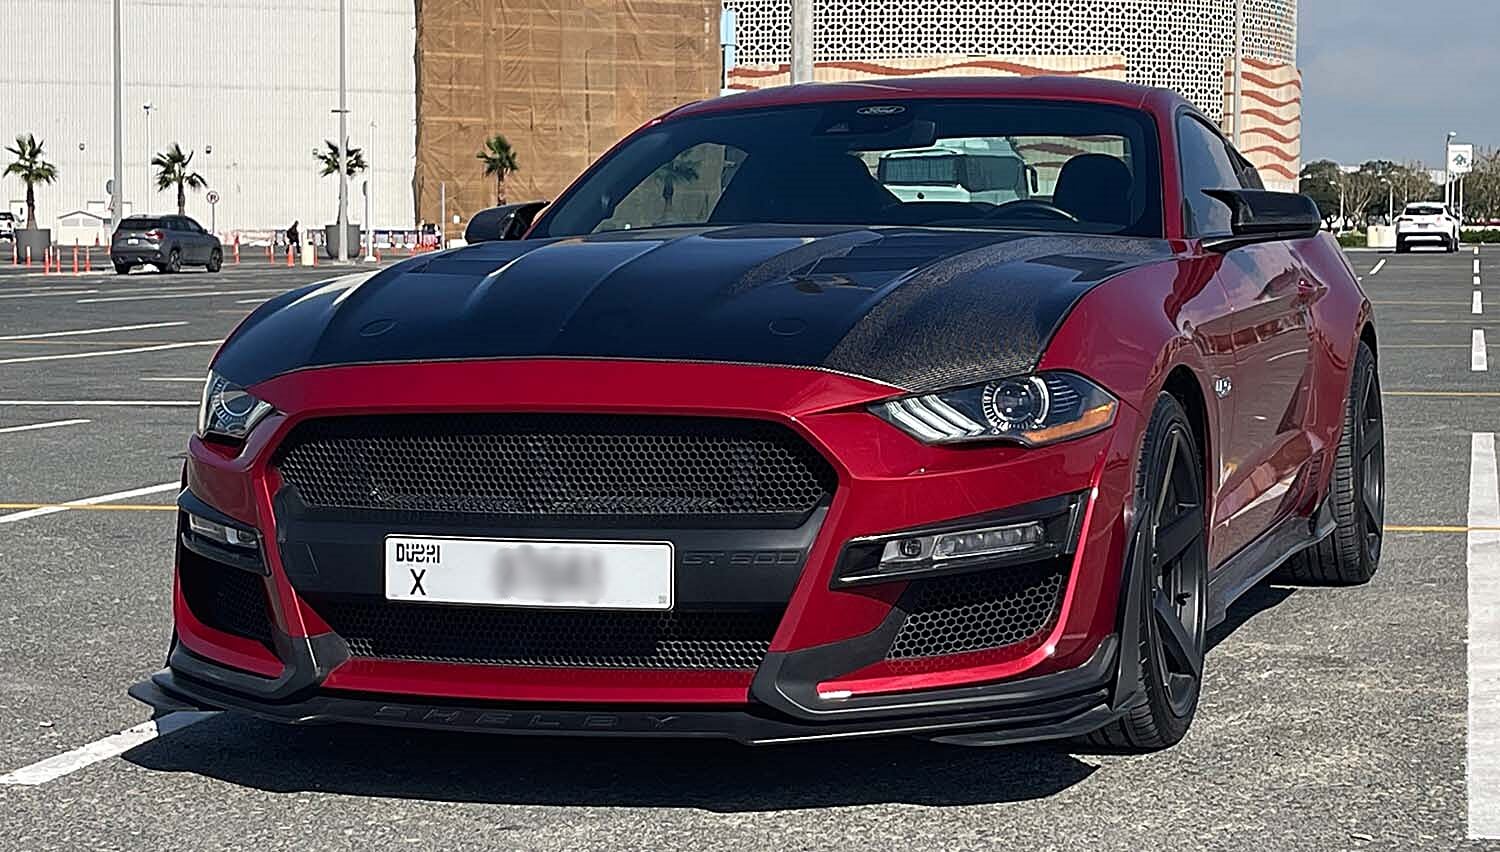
[131,667,1121,747]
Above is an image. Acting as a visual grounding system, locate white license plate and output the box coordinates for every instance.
[127,237,139,244]
[384,535,673,610]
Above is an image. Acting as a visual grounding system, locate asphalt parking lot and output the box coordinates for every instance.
[0,247,1496,851]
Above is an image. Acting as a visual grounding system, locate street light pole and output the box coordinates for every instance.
[1231,0,1244,148]
[365,119,377,262]
[335,0,349,262]
[1445,130,1457,209]
[110,0,123,228]
[790,0,813,83]
[142,102,154,212]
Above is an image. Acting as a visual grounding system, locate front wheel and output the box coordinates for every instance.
[1085,393,1208,751]
[205,248,222,272]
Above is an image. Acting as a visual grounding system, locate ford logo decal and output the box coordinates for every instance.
[856,104,906,116]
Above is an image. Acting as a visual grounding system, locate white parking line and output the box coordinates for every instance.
[0,481,178,524]
[1477,258,1483,275]
[0,400,196,407]
[0,321,188,342]
[1475,331,1489,372]
[1469,433,1500,838]
[76,289,284,304]
[0,419,90,435]
[0,712,215,786]
[0,340,217,366]
[1370,258,1386,276]
[1477,291,1485,315]
[0,289,99,300]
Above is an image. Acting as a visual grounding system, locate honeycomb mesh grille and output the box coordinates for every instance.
[886,560,1067,660]
[275,414,836,522]
[308,598,781,670]
[178,550,275,646]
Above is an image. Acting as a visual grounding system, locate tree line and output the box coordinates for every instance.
[1300,152,1500,229]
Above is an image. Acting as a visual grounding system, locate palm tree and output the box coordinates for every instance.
[313,139,367,178]
[656,155,700,212]
[476,134,520,204]
[4,134,58,230]
[152,143,207,215]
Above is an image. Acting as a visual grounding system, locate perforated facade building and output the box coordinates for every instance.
[722,0,1296,123]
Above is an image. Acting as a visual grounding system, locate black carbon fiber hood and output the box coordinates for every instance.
[215,225,1173,393]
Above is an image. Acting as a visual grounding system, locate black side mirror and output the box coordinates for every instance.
[1202,189,1322,252]
[463,201,548,243]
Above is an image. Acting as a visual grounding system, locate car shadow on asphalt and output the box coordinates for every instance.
[120,580,1297,810]
[123,719,1097,810]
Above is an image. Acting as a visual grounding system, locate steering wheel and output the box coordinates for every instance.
[985,199,1080,223]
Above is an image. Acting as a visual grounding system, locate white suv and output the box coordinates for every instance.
[1395,202,1459,253]
[0,212,15,242]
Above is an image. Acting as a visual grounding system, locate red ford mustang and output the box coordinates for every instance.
[133,77,1382,751]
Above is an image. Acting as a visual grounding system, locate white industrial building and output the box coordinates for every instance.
[1,0,417,240]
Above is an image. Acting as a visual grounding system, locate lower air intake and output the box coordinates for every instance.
[886,559,1067,660]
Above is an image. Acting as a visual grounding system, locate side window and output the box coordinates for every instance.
[1177,115,1241,236]
[184,217,204,233]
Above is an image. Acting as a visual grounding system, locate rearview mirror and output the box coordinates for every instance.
[463,201,548,243]
[1202,189,1321,251]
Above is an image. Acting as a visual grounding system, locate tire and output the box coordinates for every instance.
[1085,393,1209,751]
[206,248,222,273]
[164,248,181,273]
[1277,341,1383,584]
[1447,237,1459,253]
[1395,239,1408,254]
[113,262,131,275]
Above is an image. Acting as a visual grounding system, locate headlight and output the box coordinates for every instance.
[873,371,1116,446]
[198,370,275,440]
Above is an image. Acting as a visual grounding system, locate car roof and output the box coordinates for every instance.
[667,75,1176,122]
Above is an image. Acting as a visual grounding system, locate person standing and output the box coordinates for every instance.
[286,220,300,253]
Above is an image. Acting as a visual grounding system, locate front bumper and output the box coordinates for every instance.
[142,359,1146,742]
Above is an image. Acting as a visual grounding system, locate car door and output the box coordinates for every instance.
[185,217,211,262]
[1178,113,1316,558]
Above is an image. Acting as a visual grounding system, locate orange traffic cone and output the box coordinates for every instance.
[72,246,79,275]
[286,247,294,268]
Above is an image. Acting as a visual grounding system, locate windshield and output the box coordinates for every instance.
[532,99,1163,238]
[1405,205,1445,217]
[119,217,165,230]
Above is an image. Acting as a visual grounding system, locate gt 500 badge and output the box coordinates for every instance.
[856,104,906,116]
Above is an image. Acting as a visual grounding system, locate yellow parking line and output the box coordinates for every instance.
[1385,525,1474,533]
[0,503,175,512]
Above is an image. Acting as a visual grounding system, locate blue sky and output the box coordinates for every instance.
[1299,1,1500,167]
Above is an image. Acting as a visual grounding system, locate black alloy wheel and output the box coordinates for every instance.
[1085,393,1208,750]
[1277,341,1383,584]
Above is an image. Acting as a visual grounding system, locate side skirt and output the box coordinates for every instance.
[1205,498,1336,627]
